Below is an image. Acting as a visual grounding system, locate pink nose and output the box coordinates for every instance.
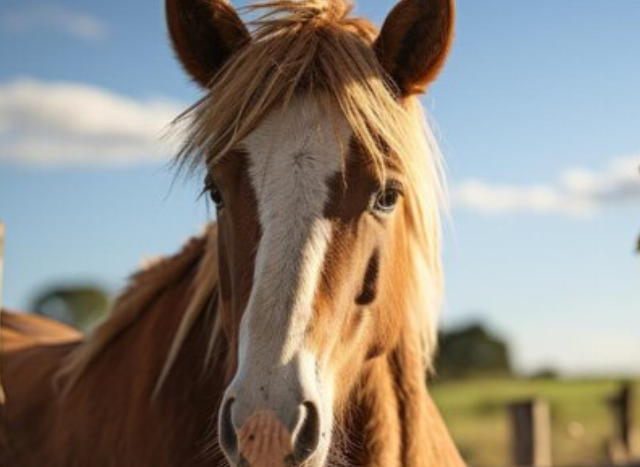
[237,411,293,467]
[219,399,321,467]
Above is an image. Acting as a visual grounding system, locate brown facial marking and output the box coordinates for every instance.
[211,150,261,375]
[355,250,380,306]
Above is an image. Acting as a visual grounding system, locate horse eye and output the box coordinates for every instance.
[207,181,224,209]
[372,187,400,214]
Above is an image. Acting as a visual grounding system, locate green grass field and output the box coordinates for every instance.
[430,378,640,467]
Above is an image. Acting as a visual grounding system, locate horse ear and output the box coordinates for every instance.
[374,0,455,96]
[166,0,250,88]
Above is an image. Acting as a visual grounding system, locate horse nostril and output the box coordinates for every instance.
[293,401,321,463]
[219,398,238,458]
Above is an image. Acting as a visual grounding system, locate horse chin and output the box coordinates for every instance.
[224,439,331,467]
[302,447,331,467]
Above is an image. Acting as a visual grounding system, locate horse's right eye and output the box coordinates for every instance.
[210,186,224,209]
[206,178,224,209]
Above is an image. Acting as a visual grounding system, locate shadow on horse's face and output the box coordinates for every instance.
[166,0,454,464]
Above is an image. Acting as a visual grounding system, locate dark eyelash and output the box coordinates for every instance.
[384,179,405,195]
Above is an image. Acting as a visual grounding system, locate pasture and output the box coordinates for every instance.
[432,378,640,467]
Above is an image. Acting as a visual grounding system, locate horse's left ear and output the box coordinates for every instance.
[374,0,455,96]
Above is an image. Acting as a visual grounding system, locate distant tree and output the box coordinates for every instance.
[529,368,559,380]
[435,322,512,379]
[31,284,110,332]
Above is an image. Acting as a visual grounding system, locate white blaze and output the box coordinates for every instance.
[227,97,351,442]
[240,97,349,366]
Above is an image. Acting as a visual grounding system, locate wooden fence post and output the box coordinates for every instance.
[0,222,3,309]
[0,222,4,404]
[608,382,638,462]
[510,398,552,467]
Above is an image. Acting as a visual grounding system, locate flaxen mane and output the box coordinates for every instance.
[62,0,446,391]
[59,225,220,392]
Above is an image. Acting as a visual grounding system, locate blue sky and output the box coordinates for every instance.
[0,0,639,375]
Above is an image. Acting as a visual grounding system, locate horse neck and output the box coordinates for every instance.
[56,246,229,466]
[344,319,465,467]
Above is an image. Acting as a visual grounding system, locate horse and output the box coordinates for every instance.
[0,0,465,466]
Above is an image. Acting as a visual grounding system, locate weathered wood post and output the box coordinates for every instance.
[0,222,5,404]
[0,222,3,307]
[509,398,552,467]
[608,382,638,462]
[0,222,3,309]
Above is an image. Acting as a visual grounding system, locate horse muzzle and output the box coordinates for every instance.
[218,353,331,467]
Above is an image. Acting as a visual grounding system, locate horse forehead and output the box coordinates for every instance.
[242,98,352,207]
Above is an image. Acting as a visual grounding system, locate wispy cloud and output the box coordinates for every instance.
[0,4,107,41]
[0,79,184,168]
[452,156,640,217]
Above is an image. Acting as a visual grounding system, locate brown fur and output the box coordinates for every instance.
[209,150,261,382]
[1,232,227,467]
[166,0,250,87]
[1,311,81,353]
[375,0,455,95]
[0,1,465,465]
[1,229,464,466]
[172,0,448,369]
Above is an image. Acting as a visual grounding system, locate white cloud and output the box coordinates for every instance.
[0,79,184,168]
[452,155,640,217]
[0,4,107,41]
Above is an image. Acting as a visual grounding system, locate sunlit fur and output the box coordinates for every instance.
[1,225,463,466]
[61,0,445,394]
[0,1,464,466]
[171,0,445,379]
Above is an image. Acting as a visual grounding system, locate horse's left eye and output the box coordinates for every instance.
[372,187,401,214]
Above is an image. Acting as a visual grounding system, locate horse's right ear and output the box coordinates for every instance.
[166,0,250,88]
